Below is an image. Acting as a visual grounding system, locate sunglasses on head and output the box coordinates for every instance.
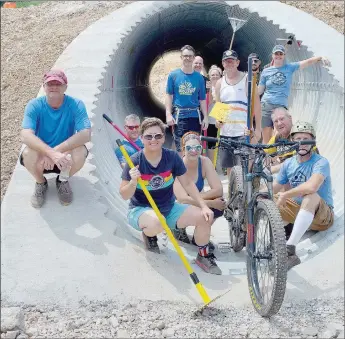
[143,133,164,141]
[185,145,202,152]
[125,125,140,130]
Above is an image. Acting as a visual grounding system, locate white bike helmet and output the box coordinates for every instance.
[290,120,316,139]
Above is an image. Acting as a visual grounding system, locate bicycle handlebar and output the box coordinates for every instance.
[200,136,315,150]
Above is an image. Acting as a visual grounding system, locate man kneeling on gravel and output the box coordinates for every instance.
[119,117,221,275]
[20,70,91,208]
[273,121,334,271]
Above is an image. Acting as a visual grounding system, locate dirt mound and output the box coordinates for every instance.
[1,1,344,200]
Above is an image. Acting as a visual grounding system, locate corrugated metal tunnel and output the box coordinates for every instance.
[91,1,344,254]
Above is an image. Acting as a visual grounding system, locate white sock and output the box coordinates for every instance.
[287,209,314,246]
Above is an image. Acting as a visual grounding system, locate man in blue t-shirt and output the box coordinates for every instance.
[20,69,91,208]
[120,117,221,275]
[114,114,144,168]
[165,45,208,156]
[273,121,334,271]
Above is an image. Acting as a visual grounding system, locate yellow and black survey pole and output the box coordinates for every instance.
[117,139,216,308]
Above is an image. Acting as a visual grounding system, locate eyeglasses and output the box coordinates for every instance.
[125,125,139,130]
[182,54,194,59]
[143,133,164,140]
[274,52,284,56]
[185,145,202,152]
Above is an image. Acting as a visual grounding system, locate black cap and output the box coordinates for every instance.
[222,50,238,61]
[249,53,260,60]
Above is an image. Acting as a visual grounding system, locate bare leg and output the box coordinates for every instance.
[21,147,46,183]
[69,146,88,176]
[262,127,273,144]
[138,210,164,236]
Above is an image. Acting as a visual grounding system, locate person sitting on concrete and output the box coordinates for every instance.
[120,117,221,275]
[115,114,144,168]
[20,69,91,208]
[273,121,334,270]
[266,107,319,174]
[173,132,225,250]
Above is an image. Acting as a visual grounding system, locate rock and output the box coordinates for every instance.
[16,334,28,339]
[1,308,25,332]
[121,316,129,322]
[109,316,119,328]
[117,329,130,338]
[156,321,165,330]
[302,327,318,337]
[328,323,344,332]
[26,328,38,337]
[162,328,175,338]
[338,330,345,339]
[136,304,148,312]
[319,329,337,338]
[4,331,19,339]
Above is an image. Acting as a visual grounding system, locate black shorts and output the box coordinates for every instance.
[206,124,218,149]
[218,135,247,168]
[19,145,89,174]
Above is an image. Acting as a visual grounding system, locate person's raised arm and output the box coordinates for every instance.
[299,56,331,70]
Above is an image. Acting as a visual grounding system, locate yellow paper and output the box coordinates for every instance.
[209,102,236,122]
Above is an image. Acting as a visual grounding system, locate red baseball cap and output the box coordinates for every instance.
[43,69,68,85]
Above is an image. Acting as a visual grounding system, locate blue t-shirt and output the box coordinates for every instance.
[259,62,300,107]
[122,148,187,215]
[115,138,144,165]
[22,95,91,147]
[277,153,333,208]
[166,69,206,119]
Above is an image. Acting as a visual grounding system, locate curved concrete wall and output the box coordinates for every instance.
[57,1,344,255]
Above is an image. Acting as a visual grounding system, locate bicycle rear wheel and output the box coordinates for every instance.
[246,199,287,317]
[226,166,246,252]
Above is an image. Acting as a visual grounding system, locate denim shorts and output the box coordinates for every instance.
[173,118,202,152]
[127,202,189,231]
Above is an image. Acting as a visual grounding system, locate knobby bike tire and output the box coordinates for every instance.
[227,166,246,252]
[246,199,287,317]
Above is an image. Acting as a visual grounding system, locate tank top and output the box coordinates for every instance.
[195,157,204,192]
[219,73,248,137]
[208,85,217,125]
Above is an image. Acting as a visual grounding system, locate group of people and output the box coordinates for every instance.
[19,43,334,276]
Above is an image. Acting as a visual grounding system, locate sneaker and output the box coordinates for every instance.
[56,177,73,206]
[287,245,301,271]
[191,237,215,253]
[195,253,222,275]
[173,228,191,244]
[142,233,160,254]
[31,179,48,208]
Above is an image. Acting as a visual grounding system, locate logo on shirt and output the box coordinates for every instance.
[270,71,287,86]
[179,81,196,96]
[149,175,165,189]
[290,170,307,188]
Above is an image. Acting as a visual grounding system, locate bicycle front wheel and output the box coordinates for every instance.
[246,199,287,317]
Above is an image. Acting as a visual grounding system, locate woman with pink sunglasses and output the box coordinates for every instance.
[173,131,225,249]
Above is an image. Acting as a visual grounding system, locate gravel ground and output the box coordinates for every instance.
[1,297,344,338]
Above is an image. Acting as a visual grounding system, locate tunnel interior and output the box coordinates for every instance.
[94,1,344,229]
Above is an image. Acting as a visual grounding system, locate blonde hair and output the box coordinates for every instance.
[208,65,222,77]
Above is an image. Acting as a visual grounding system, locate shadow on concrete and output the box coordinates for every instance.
[40,176,126,255]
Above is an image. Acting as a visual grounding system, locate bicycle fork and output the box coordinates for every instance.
[245,173,255,254]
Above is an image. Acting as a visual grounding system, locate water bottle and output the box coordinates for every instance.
[59,154,72,182]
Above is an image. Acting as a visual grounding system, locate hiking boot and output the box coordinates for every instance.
[195,253,222,275]
[142,233,160,254]
[173,228,191,244]
[31,179,48,208]
[287,245,301,271]
[56,177,73,206]
[284,223,294,241]
[192,237,215,253]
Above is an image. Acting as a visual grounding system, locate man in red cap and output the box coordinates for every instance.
[19,69,91,208]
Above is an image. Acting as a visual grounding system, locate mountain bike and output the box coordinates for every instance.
[201,136,315,317]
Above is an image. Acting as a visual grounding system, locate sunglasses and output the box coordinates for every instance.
[252,59,260,64]
[185,145,202,152]
[274,52,284,56]
[125,125,140,130]
[143,133,164,141]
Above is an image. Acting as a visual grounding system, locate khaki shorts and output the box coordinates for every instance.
[274,195,334,231]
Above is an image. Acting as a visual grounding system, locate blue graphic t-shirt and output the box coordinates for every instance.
[166,69,206,119]
[122,148,187,215]
[22,95,91,147]
[277,153,333,207]
[115,138,144,165]
[259,62,300,107]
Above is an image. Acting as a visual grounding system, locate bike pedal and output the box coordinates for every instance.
[218,242,232,253]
